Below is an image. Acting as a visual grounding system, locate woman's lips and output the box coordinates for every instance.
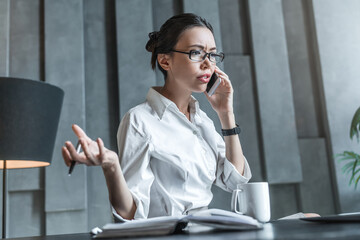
[197,74,211,83]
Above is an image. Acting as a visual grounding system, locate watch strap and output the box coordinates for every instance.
[221,124,241,136]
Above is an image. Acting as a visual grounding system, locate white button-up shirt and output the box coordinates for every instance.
[113,87,251,221]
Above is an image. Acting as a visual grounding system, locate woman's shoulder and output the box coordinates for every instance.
[122,102,154,123]
[119,101,157,135]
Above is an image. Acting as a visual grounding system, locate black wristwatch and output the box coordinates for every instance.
[221,124,241,136]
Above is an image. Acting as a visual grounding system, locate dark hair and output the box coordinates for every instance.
[145,13,214,79]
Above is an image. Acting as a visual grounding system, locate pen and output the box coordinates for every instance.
[68,140,81,176]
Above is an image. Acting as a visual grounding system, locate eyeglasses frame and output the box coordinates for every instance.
[170,49,225,63]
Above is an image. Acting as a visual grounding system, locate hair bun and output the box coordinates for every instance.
[146,31,159,52]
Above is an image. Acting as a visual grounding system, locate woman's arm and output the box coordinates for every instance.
[62,124,136,219]
[205,66,245,175]
[218,112,245,175]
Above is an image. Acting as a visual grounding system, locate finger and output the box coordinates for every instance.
[72,124,91,141]
[218,74,233,90]
[65,141,84,164]
[97,138,105,158]
[80,138,95,165]
[215,66,229,79]
[62,146,72,166]
[204,90,210,98]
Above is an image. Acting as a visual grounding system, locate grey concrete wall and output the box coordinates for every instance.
[0,0,359,237]
[83,0,117,229]
[0,0,9,77]
[247,0,302,184]
[44,0,87,235]
[311,0,360,212]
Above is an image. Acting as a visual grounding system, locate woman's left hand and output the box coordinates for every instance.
[205,66,234,115]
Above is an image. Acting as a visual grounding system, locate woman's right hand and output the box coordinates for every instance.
[62,124,118,168]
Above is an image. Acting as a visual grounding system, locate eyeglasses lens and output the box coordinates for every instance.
[190,50,223,63]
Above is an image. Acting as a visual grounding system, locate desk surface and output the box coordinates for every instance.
[4,220,360,240]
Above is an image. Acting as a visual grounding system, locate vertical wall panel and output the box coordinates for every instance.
[8,169,42,191]
[248,0,302,184]
[9,0,41,80]
[183,0,223,53]
[0,0,9,76]
[269,184,299,220]
[115,0,156,118]
[219,0,262,182]
[298,138,335,215]
[9,191,44,237]
[84,0,116,229]
[219,0,249,55]
[46,210,87,235]
[44,0,87,234]
[152,0,178,86]
[312,0,360,212]
[7,0,43,194]
[225,56,263,181]
[282,0,320,138]
[6,1,44,237]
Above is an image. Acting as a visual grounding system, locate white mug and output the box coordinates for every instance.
[231,182,271,222]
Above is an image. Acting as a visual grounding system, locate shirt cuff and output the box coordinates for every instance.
[223,156,252,191]
[111,206,129,223]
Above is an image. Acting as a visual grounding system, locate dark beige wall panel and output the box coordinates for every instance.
[115,0,156,117]
[44,0,87,234]
[298,138,335,215]
[312,0,360,212]
[84,0,116,229]
[248,0,302,184]
[0,0,9,76]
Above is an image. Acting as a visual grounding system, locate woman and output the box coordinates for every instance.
[62,13,251,221]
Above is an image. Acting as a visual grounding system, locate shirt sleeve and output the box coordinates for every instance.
[112,112,154,222]
[213,132,252,192]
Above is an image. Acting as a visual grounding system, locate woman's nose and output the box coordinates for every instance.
[200,57,212,69]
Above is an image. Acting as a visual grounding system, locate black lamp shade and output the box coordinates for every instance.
[0,77,64,169]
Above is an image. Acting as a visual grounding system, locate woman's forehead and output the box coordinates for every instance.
[175,26,216,49]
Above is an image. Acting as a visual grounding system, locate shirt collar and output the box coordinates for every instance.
[146,87,201,122]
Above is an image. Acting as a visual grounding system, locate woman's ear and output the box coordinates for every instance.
[157,54,171,71]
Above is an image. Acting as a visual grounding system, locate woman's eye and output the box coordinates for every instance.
[191,50,202,55]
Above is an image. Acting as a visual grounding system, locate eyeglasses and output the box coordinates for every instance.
[171,49,225,63]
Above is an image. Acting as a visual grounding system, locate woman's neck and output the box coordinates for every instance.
[158,83,192,117]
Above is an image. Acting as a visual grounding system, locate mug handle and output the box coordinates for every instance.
[231,189,243,214]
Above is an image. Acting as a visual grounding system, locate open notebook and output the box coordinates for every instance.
[93,208,263,238]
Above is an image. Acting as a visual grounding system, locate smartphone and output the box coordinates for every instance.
[206,73,222,96]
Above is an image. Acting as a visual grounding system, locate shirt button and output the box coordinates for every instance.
[193,130,197,135]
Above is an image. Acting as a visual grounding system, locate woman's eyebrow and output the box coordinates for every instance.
[188,44,217,51]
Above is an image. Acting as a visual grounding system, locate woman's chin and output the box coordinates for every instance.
[192,85,207,93]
